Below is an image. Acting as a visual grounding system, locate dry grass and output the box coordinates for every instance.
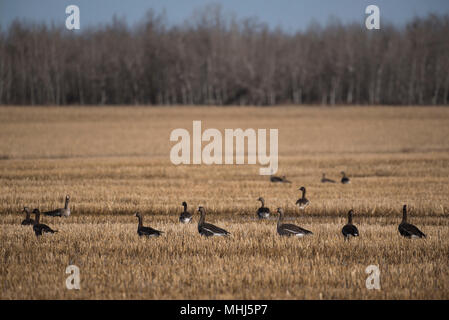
[0,106,448,299]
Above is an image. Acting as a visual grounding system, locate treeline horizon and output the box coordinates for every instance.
[1,6,449,106]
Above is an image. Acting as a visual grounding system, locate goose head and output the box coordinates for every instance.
[298,186,306,192]
[182,201,187,207]
[135,212,142,219]
[66,194,70,201]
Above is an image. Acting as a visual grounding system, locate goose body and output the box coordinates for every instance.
[342,209,359,240]
[198,207,230,237]
[321,173,336,183]
[32,209,58,237]
[341,172,350,184]
[276,208,313,237]
[295,187,310,210]
[135,212,163,237]
[21,207,35,225]
[270,175,291,184]
[256,197,270,219]
[179,201,192,224]
[398,205,426,238]
[43,194,71,217]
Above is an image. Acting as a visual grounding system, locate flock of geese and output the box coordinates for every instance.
[19,171,427,240]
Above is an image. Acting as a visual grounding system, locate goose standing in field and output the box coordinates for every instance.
[296,186,310,210]
[398,205,426,238]
[135,212,163,237]
[321,173,336,183]
[32,209,58,237]
[341,171,350,184]
[179,201,192,224]
[21,207,35,225]
[256,197,270,219]
[341,209,359,241]
[270,175,291,184]
[197,207,230,237]
[276,208,313,237]
[43,194,71,217]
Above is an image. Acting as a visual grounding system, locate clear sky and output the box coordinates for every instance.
[1,0,449,31]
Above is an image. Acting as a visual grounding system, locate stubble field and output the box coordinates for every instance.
[0,106,448,299]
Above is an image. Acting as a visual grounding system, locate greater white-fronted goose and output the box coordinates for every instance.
[32,209,58,237]
[135,212,163,237]
[21,207,35,225]
[276,208,313,237]
[341,209,359,240]
[179,201,192,224]
[197,207,230,237]
[341,172,350,184]
[398,205,426,238]
[321,173,336,183]
[270,175,291,183]
[43,194,71,217]
[295,186,310,210]
[256,197,270,219]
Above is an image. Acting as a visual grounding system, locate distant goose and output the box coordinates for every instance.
[179,201,192,224]
[321,173,336,183]
[270,175,291,183]
[197,207,230,237]
[43,194,71,217]
[295,186,310,210]
[256,197,270,219]
[276,208,313,237]
[341,172,350,184]
[21,207,35,225]
[32,209,58,237]
[135,212,163,237]
[398,205,426,239]
[341,209,359,241]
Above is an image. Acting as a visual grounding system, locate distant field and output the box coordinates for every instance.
[0,106,448,299]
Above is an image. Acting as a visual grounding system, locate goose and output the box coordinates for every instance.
[270,175,291,183]
[256,197,270,219]
[398,205,426,238]
[197,207,230,237]
[179,201,192,224]
[32,209,58,237]
[43,194,71,217]
[276,208,313,237]
[295,186,310,210]
[321,173,336,183]
[341,172,350,184]
[135,212,163,237]
[341,209,359,240]
[21,207,35,225]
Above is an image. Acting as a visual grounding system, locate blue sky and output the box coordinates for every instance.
[1,0,449,31]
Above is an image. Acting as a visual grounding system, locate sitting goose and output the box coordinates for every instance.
[296,186,310,210]
[276,208,313,237]
[341,209,359,241]
[32,209,58,237]
[135,212,163,237]
[398,205,426,238]
[256,197,270,219]
[43,194,71,217]
[197,207,230,237]
[270,175,291,183]
[321,173,336,183]
[179,201,192,224]
[341,171,350,184]
[21,207,35,225]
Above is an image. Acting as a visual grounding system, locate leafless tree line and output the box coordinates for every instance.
[0,7,448,106]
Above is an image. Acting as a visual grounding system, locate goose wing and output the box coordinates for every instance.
[200,222,230,236]
[279,223,313,236]
[342,224,359,237]
[43,209,62,217]
[139,226,163,236]
[399,223,426,238]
